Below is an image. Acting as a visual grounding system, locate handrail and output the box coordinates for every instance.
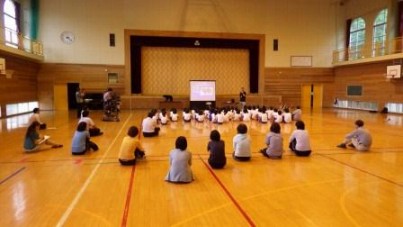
[333,37,403,64]
[0,26,43,56]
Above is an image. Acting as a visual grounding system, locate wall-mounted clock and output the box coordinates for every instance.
[60,31,75,44]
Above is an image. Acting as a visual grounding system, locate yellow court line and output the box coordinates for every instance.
[338,181,380,227]
[171,175,345,226]
[48,204,113,226]
[243,178,345,201]
[295,210,320,227]
[171,202,233,227]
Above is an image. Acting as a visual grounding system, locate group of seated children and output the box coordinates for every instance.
[142,105,302,126]
[163,120,312,183]
[163,118,371,184]
[117,116,313,184]
[129,110,372,186]
[23,105,370,185]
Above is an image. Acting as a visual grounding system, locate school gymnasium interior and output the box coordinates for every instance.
[0,0,402,226]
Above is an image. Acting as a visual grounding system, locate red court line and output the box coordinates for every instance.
[0,167,26,185]
[199,156,256,227]
[318,154,403,187]
[121,165,136,227]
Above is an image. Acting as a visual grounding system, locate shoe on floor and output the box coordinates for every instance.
[336,143,347,148]
[348,143,355,148]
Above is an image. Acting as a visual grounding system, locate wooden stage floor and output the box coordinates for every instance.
[0,108,402,226]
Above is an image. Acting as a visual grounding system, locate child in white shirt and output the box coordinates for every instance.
[233,123,251,161]
[182,108,191,122]
[283,108,292,123]
[242,109,251,121]
[289,120,311,156]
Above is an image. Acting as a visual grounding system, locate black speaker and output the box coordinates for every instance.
[109,33,115,47]
[273,39,278,51]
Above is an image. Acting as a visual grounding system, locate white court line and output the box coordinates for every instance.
[56,113,132,227]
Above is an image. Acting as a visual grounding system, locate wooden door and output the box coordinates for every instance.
[301,85,312,108]
[313,84,323,108]
[301,84,323,109]
[53,84,68,110]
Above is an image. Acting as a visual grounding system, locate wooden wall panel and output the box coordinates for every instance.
[6,53,402,113]
[264,67,334,107]
[38,64,125,110]
[0,51,40,116]
[37,64,336,111]
[334,62,403,109]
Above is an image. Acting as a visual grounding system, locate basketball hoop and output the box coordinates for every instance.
[386,65,401,81]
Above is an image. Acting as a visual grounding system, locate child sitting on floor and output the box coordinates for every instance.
[118,126,146,165]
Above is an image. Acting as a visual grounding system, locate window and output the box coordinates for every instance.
[372,9,388,57]
[6,101,38,116]
[349,17,366,60]
[108,73,119,84]
[386,102,403,114]
[334,99,378,111]
[3,0,19,48]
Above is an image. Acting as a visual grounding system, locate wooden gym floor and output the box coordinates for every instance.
[0,108,402,226]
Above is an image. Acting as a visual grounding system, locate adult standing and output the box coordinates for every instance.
[103,88,114,112]
[103,88,113,103]
[239,87,247,110]
[75,88,85,118]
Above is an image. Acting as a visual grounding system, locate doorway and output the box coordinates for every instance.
[67,83,80,110]
[301,84,323,109]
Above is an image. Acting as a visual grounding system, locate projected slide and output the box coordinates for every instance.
[190,80,216,101]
